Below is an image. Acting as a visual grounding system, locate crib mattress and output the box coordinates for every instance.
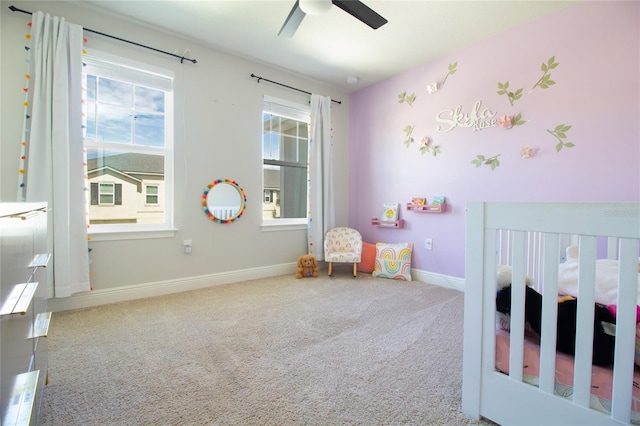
[495,327,640,422]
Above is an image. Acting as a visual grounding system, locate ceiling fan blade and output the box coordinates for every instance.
[332,0,387,29]
[278,0,307,37]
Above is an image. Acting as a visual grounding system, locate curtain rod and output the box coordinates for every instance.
[250,73,342,105]
[8,5,197,64]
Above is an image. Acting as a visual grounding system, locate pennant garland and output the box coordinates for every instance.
[16,24,32,201]
[80,38,93,285]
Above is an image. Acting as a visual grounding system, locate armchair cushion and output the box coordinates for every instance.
[373,242,413,281]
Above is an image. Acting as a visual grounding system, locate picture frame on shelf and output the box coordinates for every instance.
[381,203,399,221]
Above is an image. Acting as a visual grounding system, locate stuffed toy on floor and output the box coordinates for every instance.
[496,284,616,367]
[296,254,319,278]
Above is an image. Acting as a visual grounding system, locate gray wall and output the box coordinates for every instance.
[0,1,350,309]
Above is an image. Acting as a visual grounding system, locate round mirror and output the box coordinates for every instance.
[202,179,247,223]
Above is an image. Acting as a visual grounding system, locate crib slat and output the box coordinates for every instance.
[573,236,597,408]
[481,233,498,378]
[610,238,640,422]
[539,233,560,394]
[508,232,527,382]
[462,203,487,419]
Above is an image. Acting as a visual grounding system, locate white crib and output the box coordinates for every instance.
[210,205,240,220]
[462,202,640,425]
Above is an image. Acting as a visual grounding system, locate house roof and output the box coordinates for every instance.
[87,153,164,175]
[263,168,281,190]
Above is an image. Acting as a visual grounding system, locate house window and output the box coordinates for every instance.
[145,185,159,205]
[90,182,123,206]
[83,52,174,234]
[262,96,309,225]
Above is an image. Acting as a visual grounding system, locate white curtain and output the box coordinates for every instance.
[307,94,335,260]
[25,11,90,297]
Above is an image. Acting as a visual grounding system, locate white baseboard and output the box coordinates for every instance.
[48,262,298,312]
[47,264,464,312]
[412,268,465,292]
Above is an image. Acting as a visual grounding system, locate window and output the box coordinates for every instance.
[83,52,174,235]
[99,183,115,205]
[262,96,309,226]
[145,185,159,205]
[90,182,122,205]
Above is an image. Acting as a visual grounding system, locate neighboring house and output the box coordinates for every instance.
[263,168,280,219]
[87,153,165,224]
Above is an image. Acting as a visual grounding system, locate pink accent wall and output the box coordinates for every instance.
[348,1,640,279]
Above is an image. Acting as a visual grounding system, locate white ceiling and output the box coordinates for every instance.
[77,0,576,93]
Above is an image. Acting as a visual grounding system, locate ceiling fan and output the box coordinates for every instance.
[278,0,388,38]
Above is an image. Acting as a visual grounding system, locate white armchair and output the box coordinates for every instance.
[324,227,363,277]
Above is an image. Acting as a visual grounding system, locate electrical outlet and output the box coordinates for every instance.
[425,238,433,250]
[183,239,192,254]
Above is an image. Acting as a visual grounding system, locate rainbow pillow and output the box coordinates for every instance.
[373,242,413,281]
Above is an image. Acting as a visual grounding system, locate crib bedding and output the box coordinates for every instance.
[495,327,640,423]
[556,244,640,307]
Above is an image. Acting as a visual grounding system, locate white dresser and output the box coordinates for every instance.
[0,203,50,425]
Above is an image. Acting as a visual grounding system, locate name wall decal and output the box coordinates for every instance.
[436,100,498,133]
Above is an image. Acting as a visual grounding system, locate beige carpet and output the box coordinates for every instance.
[39,272,494,425]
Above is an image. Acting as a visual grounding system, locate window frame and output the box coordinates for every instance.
[83,51,175,240]
[261,96,310,231]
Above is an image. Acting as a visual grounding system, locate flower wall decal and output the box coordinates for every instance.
[532,56,559,91]
[442,62,457,86]
[419,136,441,156]
[511,113,526,127]
[471,154,501,170]
[498,113,526,129]
[403,125,415,147]
[398,91,416,106]
[428,62,457,95]
[498,115,512,128]
[547,124,575,152]
[497,81,523,106]
[520,147,535,158]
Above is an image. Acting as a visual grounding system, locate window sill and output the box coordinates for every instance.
[261,221,307,232]
[88,228,177,241]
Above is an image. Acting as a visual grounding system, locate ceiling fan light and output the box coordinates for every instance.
[299,0,332,16]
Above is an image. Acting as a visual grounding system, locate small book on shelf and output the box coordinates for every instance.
[432,196,445,205]
[411,197,426,205]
